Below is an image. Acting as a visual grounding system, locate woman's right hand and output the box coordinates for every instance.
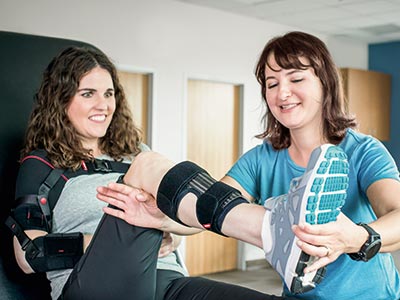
[97,182,170,230]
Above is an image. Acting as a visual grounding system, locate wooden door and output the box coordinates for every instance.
[186,79,241,275]
[118,71,150,144]
[341,68,391,141]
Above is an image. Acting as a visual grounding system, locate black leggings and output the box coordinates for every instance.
[60,213,288,300]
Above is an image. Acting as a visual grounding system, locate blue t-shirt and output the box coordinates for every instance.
[227,129,400,300]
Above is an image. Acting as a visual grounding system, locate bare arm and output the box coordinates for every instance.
[367,178,400,252]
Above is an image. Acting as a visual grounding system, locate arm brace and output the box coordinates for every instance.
[25,232,83,272]
[157,161,248,235]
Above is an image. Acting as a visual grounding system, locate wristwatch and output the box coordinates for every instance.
[348,223,381,262]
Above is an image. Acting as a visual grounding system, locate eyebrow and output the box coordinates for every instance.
[266,69,304,81]
[77,88,114,92]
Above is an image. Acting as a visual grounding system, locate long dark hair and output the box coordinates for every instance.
[22,46,142,169]
[255,31,356,149]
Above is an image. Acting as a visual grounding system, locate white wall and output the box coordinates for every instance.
[0,0,368,264]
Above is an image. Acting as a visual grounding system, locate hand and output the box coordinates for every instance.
[293,212,368,273]
[96,182,169,229]
[159,232,175,258]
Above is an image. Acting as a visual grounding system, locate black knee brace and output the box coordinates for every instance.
[157,161,248,235]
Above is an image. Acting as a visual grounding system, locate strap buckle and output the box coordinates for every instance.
[93,159,112,172]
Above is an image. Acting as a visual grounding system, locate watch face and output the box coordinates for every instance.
[366,240,382,260]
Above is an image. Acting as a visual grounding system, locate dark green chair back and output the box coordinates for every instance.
[0,31,98,300]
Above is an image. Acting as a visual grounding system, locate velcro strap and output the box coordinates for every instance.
[13,195,50,231]
[25,233,83,272]
[5,216,32,249]
[196,182,248,235]
[12,195,49,231]
[157,161,212,223]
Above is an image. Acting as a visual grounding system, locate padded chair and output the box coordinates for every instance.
[0,31,99,300]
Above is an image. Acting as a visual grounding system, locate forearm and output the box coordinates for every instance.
[370,208,400,252]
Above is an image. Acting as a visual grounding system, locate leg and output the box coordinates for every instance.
[162,275,292,300]
[61,212,163,300]
[261,144,349,293]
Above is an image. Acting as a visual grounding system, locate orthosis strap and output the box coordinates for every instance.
[5,216,31,250]
[157,161,248,235]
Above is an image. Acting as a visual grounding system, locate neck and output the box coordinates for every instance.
[288,128,326,168]
[81,140,102,158]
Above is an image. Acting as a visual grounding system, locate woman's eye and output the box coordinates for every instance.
[292,78,303,83]
[105,91,114,98]
[81,92,93,98]
[267,82,278,89]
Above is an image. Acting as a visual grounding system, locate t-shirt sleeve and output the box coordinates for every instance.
[355,137,400,193]
[226,146,261,200]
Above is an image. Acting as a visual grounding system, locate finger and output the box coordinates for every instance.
[304,256,332,273]
[103,206,125,220]
[106,182,140,195]
[97,193,127,211]
[297,240,335,260]
[293,225,326,246]
[97,186,136,204]
[297,222,332,235]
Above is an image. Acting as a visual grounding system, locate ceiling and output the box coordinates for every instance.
[176,0,400,44]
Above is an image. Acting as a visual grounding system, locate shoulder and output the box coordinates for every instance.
[229,140,279,175]
[16,149,57,198]
[240,140,279,164]
[341,129,386,158]
[342,129,399,182]
[20,149,54,171]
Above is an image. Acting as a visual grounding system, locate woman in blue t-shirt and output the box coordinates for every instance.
[99,31,400,300]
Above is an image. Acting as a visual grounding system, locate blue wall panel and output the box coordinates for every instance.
[369,41,400,166]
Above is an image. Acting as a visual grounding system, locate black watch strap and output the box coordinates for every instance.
[348,223,381,262]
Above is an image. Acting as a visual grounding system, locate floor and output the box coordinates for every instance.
[203,265,284,296]
[202,252,400,298]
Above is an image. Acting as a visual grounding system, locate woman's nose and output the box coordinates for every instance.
[95,95,109,110]
[279,85,292,101]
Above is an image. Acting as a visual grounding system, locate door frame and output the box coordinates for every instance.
[117,64,155,148]
[181,73,246,270]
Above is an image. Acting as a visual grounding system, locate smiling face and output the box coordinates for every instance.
[265,53,324,133]
[67,66,116,151]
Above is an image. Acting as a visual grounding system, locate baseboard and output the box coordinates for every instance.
[245,259,272,270]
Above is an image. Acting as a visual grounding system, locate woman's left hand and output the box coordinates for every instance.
[293,212,367,273]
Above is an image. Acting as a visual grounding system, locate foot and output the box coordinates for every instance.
[261,144,349,294]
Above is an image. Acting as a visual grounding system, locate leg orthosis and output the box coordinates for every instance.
[157,161,248,235]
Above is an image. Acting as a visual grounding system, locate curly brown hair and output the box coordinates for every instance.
[254,31,357,149]
[22,46,143,169]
